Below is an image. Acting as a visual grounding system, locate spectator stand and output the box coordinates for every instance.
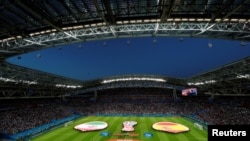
[11,114,80,141]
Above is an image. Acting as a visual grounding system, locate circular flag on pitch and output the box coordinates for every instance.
[74,121,108,132]
[152,122,189,133]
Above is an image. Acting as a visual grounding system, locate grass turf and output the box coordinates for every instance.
[30,116,207,141]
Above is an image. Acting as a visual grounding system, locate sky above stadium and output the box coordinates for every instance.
[6,37,250,81]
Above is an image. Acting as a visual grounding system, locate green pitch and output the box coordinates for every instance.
[30,116,207,141]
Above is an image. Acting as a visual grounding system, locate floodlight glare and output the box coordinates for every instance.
[208,43,212,48]
[101,77,166,84]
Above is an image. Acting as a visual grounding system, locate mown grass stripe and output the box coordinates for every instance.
[108,116,125,135]
[104,116,123,140]
[173,117,208,141]
[150,117,169,141]
[31,116,208,141]
[31,124,76,141]
[138,117,146,139]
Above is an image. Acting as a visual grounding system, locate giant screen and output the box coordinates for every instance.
[181,88,198,96]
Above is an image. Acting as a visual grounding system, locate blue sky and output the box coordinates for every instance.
[6,37,250,81]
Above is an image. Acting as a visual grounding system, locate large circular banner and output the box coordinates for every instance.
[74,121,108,132]
[152,122,189,133]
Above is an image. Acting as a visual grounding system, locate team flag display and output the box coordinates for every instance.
[152,122,189,133]
[122,121,137,132]
[74,121,108,132]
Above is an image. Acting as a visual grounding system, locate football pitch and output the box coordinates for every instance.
[30,116,208,141]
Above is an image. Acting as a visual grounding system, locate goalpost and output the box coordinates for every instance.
[64,121,73,127]
[194,122,203,130]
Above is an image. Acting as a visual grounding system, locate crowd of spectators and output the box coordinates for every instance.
[0,87,250,135]
[0,99,74,134]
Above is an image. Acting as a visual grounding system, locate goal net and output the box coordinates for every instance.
[194,123,203,130]
[64,121,73,127]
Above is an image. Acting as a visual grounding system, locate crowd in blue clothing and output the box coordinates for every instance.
[0,88,250,135]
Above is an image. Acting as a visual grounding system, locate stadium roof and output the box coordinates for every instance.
[0,0,250,98]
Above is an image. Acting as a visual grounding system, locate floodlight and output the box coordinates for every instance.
[127,40,131,45]
[153,38,157,44]
[241,41,247,46]
[103,42,107,46]
[57,47,62,50]
[208,40,212,48]
[37,54,41,58]
[208,43,212,48]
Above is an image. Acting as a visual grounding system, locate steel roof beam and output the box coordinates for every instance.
[103,0,116,25]
[15,0,62,32]
[45,1,61,17]
[80,0,93,17]
[57,0,78,21]
[69,0,80,13]
[160,0,175,22]
[195,0,248,36]
[1,22,249,52]
[93,0,108,24]
[3,4,36,27]
[15,0,79,42]
[210,0,235,22]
